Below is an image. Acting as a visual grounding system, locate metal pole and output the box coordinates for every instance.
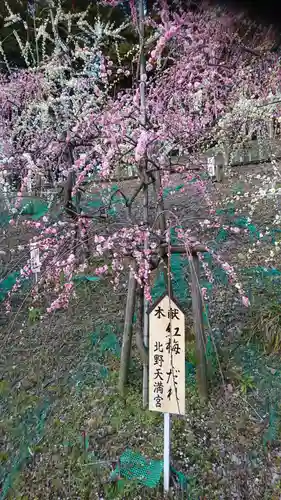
[139,0,146,125]
[163,412,170,493]
[138,0,149,408]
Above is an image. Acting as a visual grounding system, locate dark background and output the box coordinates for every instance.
[216,0,281,25]
[1,0,281,70]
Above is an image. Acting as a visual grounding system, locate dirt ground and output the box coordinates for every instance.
[1,161,281,499]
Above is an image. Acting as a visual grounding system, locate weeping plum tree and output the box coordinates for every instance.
[99,0,281,402]
[1,0,281,400]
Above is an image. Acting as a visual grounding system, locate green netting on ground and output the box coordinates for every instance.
[231,343,281,445]
[84,184,125,216]
[215,205,281,246]
[20,199,49,220]
[69,325,122,391]
[152,227,190,304]
[0,196,58,227]
[162,176,209,199]
[0,226,194,497]
[111,449,163,488]
[0,327,120,498]
[2,196,281,497]
[0,272,31,304]
[241,266,281,304]
[231,182,244,195]
[0,272,19,302]
[110,449,189,490]
[163,184,184,198]
[208,204,281,442]
[91,326,121,360]
[0,213,11,228]
[201,252,228,286]
[73,275,101,283]
[0,401,50,500]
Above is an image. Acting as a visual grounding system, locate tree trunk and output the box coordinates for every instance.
[142,181,149,408]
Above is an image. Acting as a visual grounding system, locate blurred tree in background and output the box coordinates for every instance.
[0,0,138,73]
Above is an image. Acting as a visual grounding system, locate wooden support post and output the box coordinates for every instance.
[136,284,148,364]
[215,153,224,183]
[190,253,208,401]
[119,267,137,396]
[34,173,42,197]
[154,170,166,234]
[223,143,229,168]
[153,170,171,288]
[269,118,274,140]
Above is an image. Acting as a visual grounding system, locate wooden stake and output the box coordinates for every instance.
[190,253,208,400]
[215,153,224,183]
[153,170,166,234]
[118,267,137,396]
[136,284,148,364]
[34,173,42,197]
[151,170,171,290]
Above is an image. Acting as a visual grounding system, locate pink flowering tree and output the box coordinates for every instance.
[1,0,281,399]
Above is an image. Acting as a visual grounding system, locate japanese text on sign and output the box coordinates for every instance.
[149,295,185,415]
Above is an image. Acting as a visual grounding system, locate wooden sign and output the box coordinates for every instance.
[207,157,215,177]
[27,169,32,193]
[149,294,185,415]
[30,243,41,274]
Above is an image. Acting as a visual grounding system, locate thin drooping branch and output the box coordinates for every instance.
[240,43,264,57]
[107,181,145,219]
